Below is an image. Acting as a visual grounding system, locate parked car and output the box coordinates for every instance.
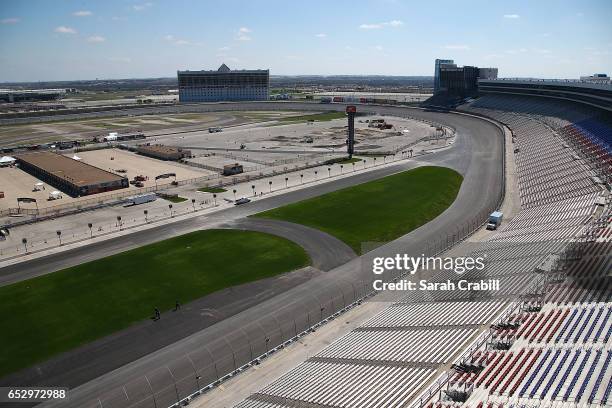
[234,197,251,205]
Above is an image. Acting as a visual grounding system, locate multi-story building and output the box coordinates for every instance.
[478,67,498,80]
[439,65,480,96]
[434,59,499,97]
[434,59,455,93]
[177,64,269,102]
[0,88,66,102]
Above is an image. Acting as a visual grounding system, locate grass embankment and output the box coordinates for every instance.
[280,111,346,123]
[324,157,363,165]
[0,229,309,377]
[198,186,227,193]
[254,166,462,253]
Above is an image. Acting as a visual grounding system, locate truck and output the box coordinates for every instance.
[126,193,157,206]
[486,211,503,230]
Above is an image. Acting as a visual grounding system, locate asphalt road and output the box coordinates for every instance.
[0,103,504,408]
[225,218,357,272]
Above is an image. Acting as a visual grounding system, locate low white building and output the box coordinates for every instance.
[0,156,16,167]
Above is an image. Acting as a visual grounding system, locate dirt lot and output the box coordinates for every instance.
[0,111,316,148]
[0,166,56,211]
[74,149,213,188]
[0,149,212,212]
[161,115,434,154]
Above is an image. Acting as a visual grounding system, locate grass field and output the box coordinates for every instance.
[0,229,309,377]
[254,166,462,253]
[164,195,188,203]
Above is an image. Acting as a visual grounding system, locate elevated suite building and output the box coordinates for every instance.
[434,59,455,93]
[0,88,66,103]
[15,151,128,197]
[434,59,498,97]
[177,64,269,102]
[477,78,612,112]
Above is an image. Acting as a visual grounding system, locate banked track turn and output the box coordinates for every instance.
[0,103,505,408]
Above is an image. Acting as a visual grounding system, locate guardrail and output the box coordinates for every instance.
[5,104,508,408]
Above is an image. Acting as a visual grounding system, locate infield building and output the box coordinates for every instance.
[177,64,269,102]
[15,152,128,197]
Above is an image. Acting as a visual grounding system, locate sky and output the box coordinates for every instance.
[0,0,611,82]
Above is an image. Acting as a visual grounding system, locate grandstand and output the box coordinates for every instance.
[234,84,610,407]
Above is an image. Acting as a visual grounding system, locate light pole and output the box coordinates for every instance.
[22,237,28,253]
[340,165,344,174]
[191,198,196,212]
[327,167,331,178]
[285,177,288,188]
[169,204,173,217]
[374,157,377,166]
[269,180,272,192]
[233,189,237,201]
[213,193,217,205]
[314,170,318,180]
[88,223,93,238]
[116,216,122,229]
[251,185,255,197]
[300,174,304,184]
[363,159,367,168]
[352,162,355,172]
[144,210,148,223]
[56,230,62,246]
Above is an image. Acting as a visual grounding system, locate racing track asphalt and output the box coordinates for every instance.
[0,103,505,408]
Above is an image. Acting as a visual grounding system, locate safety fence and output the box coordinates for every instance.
[69,195,504,408]
[1,150,424,258]
[3,105,508,408]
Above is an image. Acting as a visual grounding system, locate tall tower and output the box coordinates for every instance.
[346,105,356,158]
[434,59,454,93]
